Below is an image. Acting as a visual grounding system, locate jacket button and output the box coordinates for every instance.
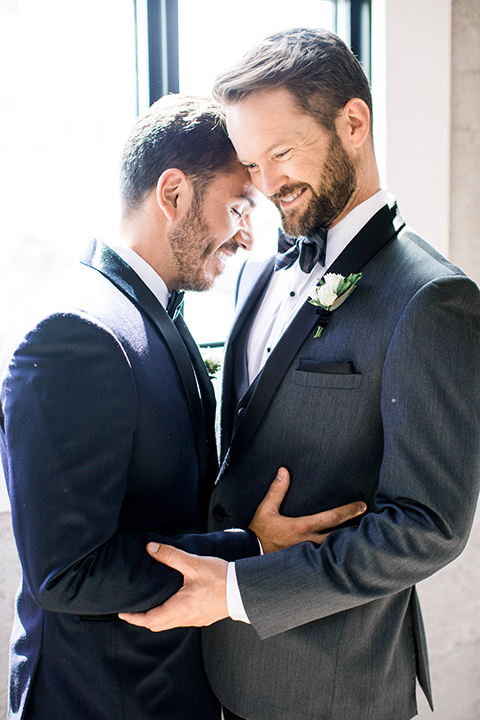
[212,504,227,521]
[237,407,245,417]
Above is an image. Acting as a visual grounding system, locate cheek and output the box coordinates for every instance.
[220,213,240,238]
[291,156,319,182]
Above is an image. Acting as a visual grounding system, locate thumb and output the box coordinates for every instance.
[146,543,194,574]
[262,467,290,513]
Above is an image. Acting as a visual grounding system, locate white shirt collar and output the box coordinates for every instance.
[105,243,170,310]
[321,188,389,273]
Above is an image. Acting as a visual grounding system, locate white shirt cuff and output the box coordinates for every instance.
[226,562,251,623]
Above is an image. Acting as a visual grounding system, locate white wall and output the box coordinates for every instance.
[372,0,452,257]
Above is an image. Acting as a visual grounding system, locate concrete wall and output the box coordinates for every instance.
[450,0,480,285]
[415,515,480,719]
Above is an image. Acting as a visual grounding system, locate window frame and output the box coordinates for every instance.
[139,0,371,106]
[135,0,371,346]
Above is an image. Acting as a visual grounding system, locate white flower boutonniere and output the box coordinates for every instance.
[200,346,223,379]
[308,272,362,338]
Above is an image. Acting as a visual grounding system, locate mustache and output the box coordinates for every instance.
[271,184,310,203]
[200,237,239,261]
[219,239,240,255]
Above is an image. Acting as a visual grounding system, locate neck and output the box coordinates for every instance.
[331,149,381,228]
[118,201,178,291]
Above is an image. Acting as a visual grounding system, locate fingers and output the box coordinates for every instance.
[119,554,229,632]
[290,501,367,547]
[119,597,182,631]
[119,610,150,627]
[308,501,367,533]
[259,467,290,513]
[145,543,198,575]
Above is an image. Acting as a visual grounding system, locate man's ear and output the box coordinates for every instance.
[337,98,371,150]
[156,168,193,223]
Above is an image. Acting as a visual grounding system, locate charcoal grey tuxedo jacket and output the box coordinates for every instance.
[202,200,480,720]
[0,240,258,720]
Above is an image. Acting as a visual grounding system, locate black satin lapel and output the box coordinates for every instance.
[326,199,405,276]
[174,314,216,423]
[220,258,274,457]
[174,314,219,517]
[224,301,318,467]
[224,201,405,468]
[80,240,210,502]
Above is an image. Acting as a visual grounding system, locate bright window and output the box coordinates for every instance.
[176,1,337,344]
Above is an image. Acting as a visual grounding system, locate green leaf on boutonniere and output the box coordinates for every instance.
[308,272,362,338]
[199,346,223,379]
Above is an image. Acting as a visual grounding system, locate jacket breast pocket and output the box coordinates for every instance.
[294,359,362,389]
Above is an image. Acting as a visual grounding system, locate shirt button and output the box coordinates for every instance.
[290,291,296,297]
[267,347,271,353]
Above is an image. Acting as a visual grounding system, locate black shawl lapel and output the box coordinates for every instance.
[174,314,219,516]
[80,239,214,520]
[223,200,405,471]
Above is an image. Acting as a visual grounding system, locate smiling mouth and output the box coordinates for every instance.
[214,242,238,268]
[275,187,308,210]
[281,188,304,203]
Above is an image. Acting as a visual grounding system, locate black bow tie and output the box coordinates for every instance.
[166,290,185,319]
[274,226,328,274]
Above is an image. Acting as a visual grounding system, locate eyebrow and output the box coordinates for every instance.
[237,139,291,165]
[237,193,257,208]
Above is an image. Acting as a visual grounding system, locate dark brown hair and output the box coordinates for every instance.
[213,28,372,132]
[120,95,236,214]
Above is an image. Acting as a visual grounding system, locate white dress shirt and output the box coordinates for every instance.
[108,243,170,309]
[228,189,389,622]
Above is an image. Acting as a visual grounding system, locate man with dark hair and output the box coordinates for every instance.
[121,31,480,720]
[0,93,364,720]
[120,94,242,213]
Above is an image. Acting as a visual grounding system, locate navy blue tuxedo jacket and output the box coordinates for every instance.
[0,240,258,720]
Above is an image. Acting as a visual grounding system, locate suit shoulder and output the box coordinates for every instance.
[396,224,468,281]
[1,263,151,368]
[368,224,475,307]
[0,268,136,376]
[0,309,134,381]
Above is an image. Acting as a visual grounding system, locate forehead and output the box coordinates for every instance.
[225,87,323,157]
[206,163,255,202]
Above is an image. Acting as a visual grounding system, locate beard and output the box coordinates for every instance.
[272,132,357,236]
[167,190,236,292]
[167,192,215,292]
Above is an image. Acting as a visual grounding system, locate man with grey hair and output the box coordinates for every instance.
[121,30,480,720]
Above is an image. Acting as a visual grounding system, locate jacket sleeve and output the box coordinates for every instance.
[235,274,480,638]
[1,311,258,615]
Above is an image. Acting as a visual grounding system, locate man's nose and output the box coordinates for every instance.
[254,165,287,197]
[234,217,254,252]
